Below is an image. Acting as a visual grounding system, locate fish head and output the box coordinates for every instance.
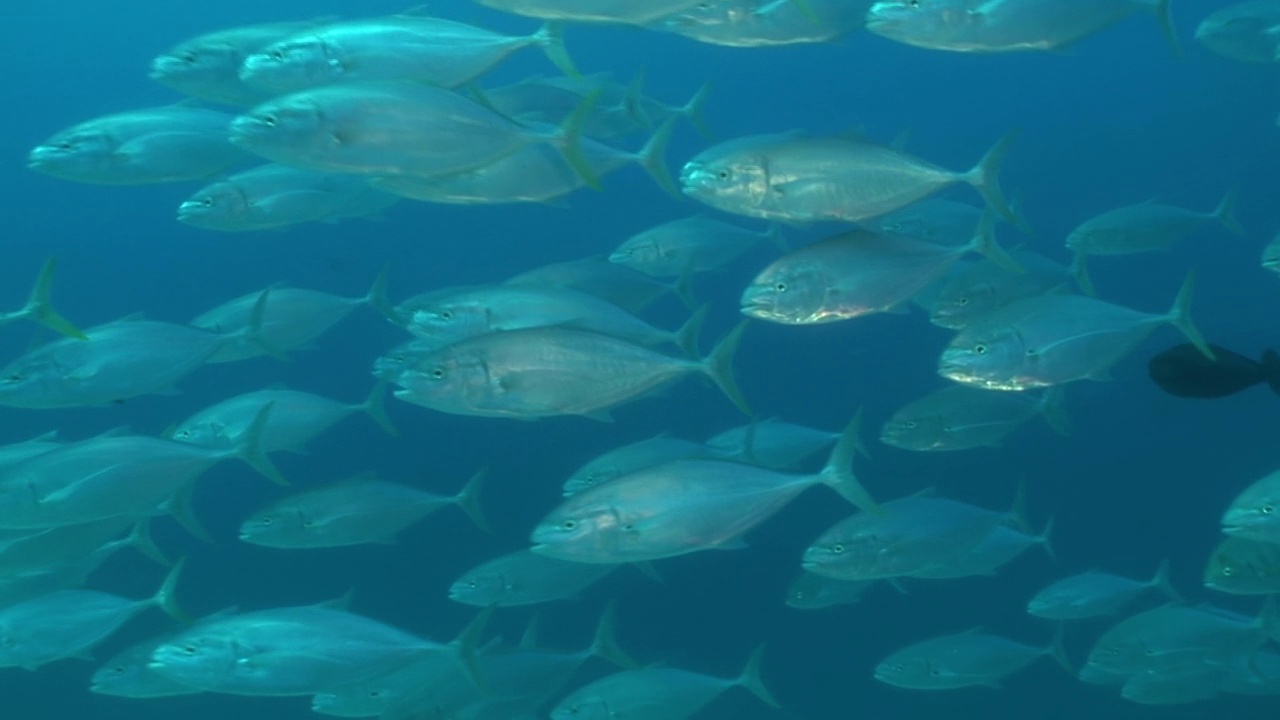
[0,356,64,408]
[240,35,338,94]
[865,0,964,44]
[150,39,240,88]
[679,148,770,213]
[177,181,251,228]
[878,412,946,451]
[169,419,232,448]
[1195,12,1276,62]
[606,238,657,270]
[27,126,117,183]
[392,350,488,413]
[801,530,876,580]
[530,494,630,563]
[1222,495,1280,542]
[938,325,1029,391]
[407,302,488,345]
[741,261,829,324]
[228,96,325,156]
[238,507,308,545]
[1202,547,1252,592]
[929,281,994,329]
[371,342,436,382]
[447,569,508,606]
[563,463,622,497]
[148,631,241,687]
[872,652,937,688]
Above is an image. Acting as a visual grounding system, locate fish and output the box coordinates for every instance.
[149,18,336,106]
[1083,603,1277,679]
[482,72,711,140]
[704,417,844,470]
[562,434,722,497]
[505,256,693,313]
[169,385,397,454]
[0,430,64,473]
[239,13,575,94]
[1195,0,1280,63]
[1148,343,1280,398]
[880,386,1070,451]
[28,105,250,185]
[872,198,992,246]
[681,131,1021,224]
[0,518,167,607]
[393,324,751,420]
[239,469,488,548]
[548,645,778,720]
[741,213,1019,325]
[874,628,1071,690]
[1027,560,1180,620]
[372,337,441,383]
[785,572,874,610]
[928,249,1073,330]
[530,417,873,563]
[91,609,239,698]
[401,284,700,355]
[192,274,394,362]
[1204,536,1280,595]
[0,406,282,531]
[609,216,785,278]
[178,164,399,232]
[0,560,184,670]
[865,0,1180,56]
[648,0,871,47]
[147,604,480,696]
[1066,194,1243,294]
[0,299,271,408]
[938,275,1213,391]
[228,82,596,185]
[448,549,619,607]
[803,492,1022,581]
[370,117,678,204]
[471,0,712,25]
[1264,230,1280,276]
[1222,467,1280,544]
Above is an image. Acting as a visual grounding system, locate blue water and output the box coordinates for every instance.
[2,0,1278,718]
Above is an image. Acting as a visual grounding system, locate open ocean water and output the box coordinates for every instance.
[1,0,1278,718]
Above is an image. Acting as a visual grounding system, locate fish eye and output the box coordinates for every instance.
[717,170,730,180]
[270,49,285,61]
[1262,505,1275,515]
[774,282,787,292]
[182,645,199,655]
[973,344,988,355]
[260,114,278,127]
[3,374,22,384]
[909,0,920,7]
[430,367,445,379]
[201,197,214,207]
[1220,566,1233,577]
[832,544,845,554]
[561,520,577,530]
[259,516,273,526]
[957,297,970,306]
[440,311,453,321]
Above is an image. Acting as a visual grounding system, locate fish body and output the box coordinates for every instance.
[938,277,1211,391]
[929,249,1072,330]
[704,418,840,469]
[240,14,573,94]
[562,435,719,496]
[505,257,687,313]
[610,216,782,277]
[880,385,1069,451]
[1027,562,1178,620]
[865,0,1179,55]
[649,0,870,47]
[875,629,1067,690]
[170,386,393,453]
[471,0,708,24]
[0,319,243,408]
[179,164,398,232]
[1148,344,1280,398]
[741,218,1014,325]
[1195,0,1280,62]
[681,132,1018,224]
[29,105,248,185]
[394,325,748,419]
[448,549,618,606]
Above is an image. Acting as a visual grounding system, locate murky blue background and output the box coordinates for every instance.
[1,0,1277,717]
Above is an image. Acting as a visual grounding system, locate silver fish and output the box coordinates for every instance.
[938,276,1212,391]
[929,248,1072,330]
[1204,536,1280,595]
[178,164,399,232]
[648,0,870,47]
[865,0,1180,55]
[879,385,1070,451]
[562,434,721,497]
[1027,560,1180,620]
[448,549,619,607]
[28,105,249,185]
[1223,467,1280,544]
[609,215,784,278]
[681,131,1020,224]
[875,628,1070,690]
[394,324,750,420]
[1195,0,1280,63]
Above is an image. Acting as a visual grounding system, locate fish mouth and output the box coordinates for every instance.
[176,200,206,218]
[148,56,186,80]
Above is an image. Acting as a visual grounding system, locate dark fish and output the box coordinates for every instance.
[1148,344,1280,398]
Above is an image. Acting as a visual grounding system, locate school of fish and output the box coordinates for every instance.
[9,0,1280,718]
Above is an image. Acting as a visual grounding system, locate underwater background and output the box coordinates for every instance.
[2,0,1278,718]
